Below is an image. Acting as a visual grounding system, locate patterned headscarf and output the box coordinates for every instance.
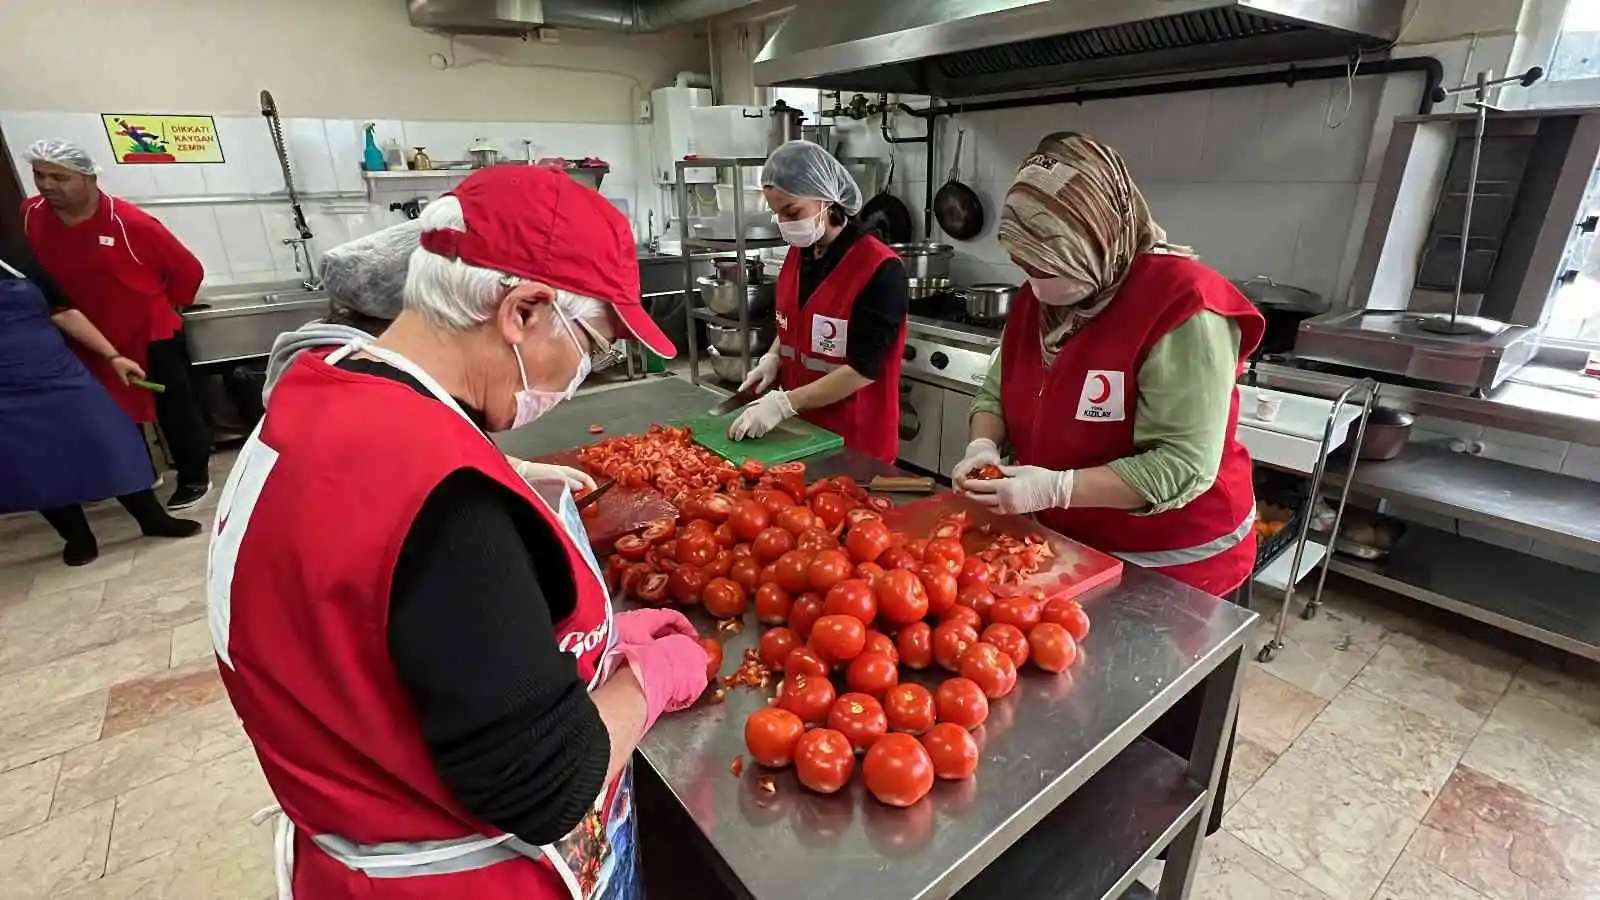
[999,132,1193,357]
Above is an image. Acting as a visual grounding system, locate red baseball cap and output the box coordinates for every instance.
[418,166,676,359]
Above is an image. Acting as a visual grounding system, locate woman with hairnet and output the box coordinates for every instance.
[729,140,909,462]
[209,168,708,900]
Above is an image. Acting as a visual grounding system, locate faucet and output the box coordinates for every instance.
[645,210,660,255]
[282,236,319,291]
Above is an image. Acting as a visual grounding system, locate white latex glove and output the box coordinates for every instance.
[728,390,796,441]
[508,457,598,493]
[963,465,1075,516]
[738,352,781,394]
[950,438,1003,486]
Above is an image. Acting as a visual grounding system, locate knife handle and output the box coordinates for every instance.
[868,476,937,493]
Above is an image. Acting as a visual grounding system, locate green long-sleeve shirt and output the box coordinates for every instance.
[970,311,1242,514]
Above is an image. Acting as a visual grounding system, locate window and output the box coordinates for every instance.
[1549,1,1600,81]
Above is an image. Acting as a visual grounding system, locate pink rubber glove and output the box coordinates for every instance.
[613,608,698,651]
[620,634,711,732]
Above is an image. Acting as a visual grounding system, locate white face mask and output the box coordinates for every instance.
[776,207,827,248]
[1029,276,1094,307]
[510,309,591,429]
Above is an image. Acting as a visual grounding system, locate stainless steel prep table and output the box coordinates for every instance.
[494,376,1259,900]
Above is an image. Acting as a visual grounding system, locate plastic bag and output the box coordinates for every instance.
[321,219,423,321]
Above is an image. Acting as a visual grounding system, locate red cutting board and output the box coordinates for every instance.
[883,494,1124,604]
[535,450,677,555]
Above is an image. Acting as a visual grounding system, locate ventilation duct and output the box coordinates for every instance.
[407,0,761,35]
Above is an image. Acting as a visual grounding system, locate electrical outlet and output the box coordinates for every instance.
[638,99,653,122]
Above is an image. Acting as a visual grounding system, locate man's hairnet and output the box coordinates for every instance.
[761,140,862,215]
[25,139,100,175]
[321,220,422,322]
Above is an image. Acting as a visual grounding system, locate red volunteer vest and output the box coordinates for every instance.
[1000,254,1265,596]
[774,235,906,463]
[23,194,186,422]
[210,352,614,899]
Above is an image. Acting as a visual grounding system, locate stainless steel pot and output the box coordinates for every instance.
[957,283,1016,323]
[890,242,954,280]
[1231,275,1328,357]
[705,321,775,358]
[769,100,805,152]
[696,274,775,317]
[907,277,953,300]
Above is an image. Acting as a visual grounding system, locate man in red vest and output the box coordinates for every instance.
[208,167,708,899]
[728,140,909,463]
[22,139,213,510]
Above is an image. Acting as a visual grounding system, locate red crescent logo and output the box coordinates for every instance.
[1088,374,1112,405]
[821,320,838,340]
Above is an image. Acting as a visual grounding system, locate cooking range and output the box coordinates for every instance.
[898,291,1004,477]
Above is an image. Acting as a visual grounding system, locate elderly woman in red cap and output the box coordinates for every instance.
[208,167,707,900]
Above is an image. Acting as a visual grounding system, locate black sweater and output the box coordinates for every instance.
[336,357,609,845]
[795,223,909,379]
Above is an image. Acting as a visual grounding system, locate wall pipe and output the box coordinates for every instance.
[882,56,1445,239]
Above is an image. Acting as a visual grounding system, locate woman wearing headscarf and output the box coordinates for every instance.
[953,132,1263,597]
[728,140,910,462]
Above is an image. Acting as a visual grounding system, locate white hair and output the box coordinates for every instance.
[402,195,608,331]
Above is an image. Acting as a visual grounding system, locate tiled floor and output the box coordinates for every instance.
[1,477,1598,899]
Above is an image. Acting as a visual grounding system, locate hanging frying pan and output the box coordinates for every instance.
[857,150,914,244]
[934,127,984,241]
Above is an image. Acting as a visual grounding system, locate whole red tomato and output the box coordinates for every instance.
[728,499,772,543]
[827,692,889,753]
[904,538,927,562]
[883,683,936,735]
[759,627,799,670]
[774,551,816,594]
[808,549,854,594]
[917,564,959,618]
[668,566,707,604]
[855,561,886,584]
[862,733,935,807]
[699,493,734,524]
[924,538,966,575]
[712,523,737,549]
[754,488,796,516]
[845,652,899,697]
[777,673,836,725]
[775,505,816,536]
[824,579,877,624]
[875,569,930,627]
[751,528,796,565]
[759,562,779,586]
[794,728,855,794]
[1042,597,1092,642]
[935,677,990,729]
[796,528,838,553]
[896,622,934,670]
[702,577,747,618]
[863,629,898,663]
[676,533,717,569]
[982,622,1030,668]
[957,558,991,589]
[808,614,867,664]
[877,546,916,571]
[844,519,892,564]
[991,597,1043,631]
[730,557,762,594]
[701,637,723,681]
[941,605,982,633]
[744,707,806,768]
[681,517,716,539]
[1028,622,1079,672]
[921,723,979,780]
[706,550,734,579]
[958,641,1018,699]
[787,592,826,640]
[932,620,979,672]
[753,583,793,625]
[812,492,852,529]
[783,646,830,678]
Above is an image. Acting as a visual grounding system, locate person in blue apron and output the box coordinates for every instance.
[209,167,708,900]
[0,239,201,565]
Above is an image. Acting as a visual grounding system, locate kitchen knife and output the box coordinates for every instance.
[708,385,760,417]
[575,479,616,510]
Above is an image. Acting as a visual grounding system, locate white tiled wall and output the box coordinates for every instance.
[844,77,1389,303]
[3,111,660,287]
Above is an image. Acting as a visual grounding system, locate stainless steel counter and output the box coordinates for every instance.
[183,281,329,365]
[497,376,1259,900]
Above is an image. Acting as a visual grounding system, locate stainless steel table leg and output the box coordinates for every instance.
[1158,643,1246,900]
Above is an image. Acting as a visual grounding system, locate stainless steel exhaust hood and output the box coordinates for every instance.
[754,0,1408,96]
[407,0,760,35]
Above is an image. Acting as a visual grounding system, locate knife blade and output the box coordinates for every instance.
[708,385,760,417]
[575,479,616,510]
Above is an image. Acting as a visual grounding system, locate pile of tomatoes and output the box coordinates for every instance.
[577,424,740,498]
[600,458,1092,810]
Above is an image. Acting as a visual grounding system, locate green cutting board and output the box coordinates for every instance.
[676,412,843,465]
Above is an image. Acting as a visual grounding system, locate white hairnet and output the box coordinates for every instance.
[25,139,100,175]
[321,220,423,321]
[761,140,862,215]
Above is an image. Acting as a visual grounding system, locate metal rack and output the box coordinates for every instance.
[675,157,785,387]
[1249,378,1379,663]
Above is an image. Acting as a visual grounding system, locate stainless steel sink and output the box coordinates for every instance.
[184,283,330,364]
